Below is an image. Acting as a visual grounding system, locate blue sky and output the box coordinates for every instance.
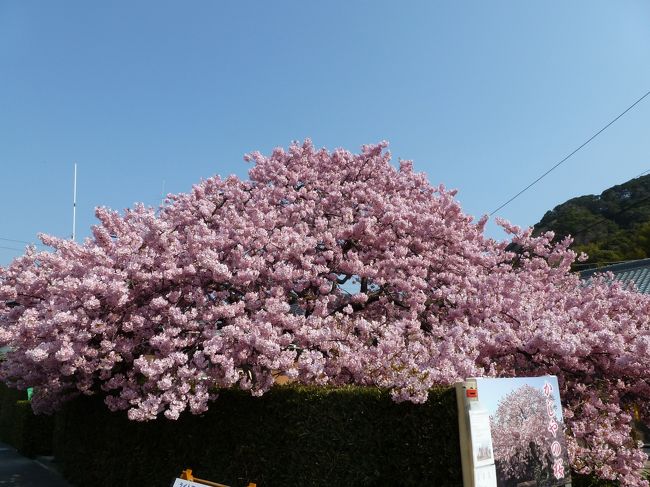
[1,1,649,265]
[475,376,564,423]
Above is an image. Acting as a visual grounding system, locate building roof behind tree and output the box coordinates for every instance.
[579,258,650,294]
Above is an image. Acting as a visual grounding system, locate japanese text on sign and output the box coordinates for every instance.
[543,381,565,480]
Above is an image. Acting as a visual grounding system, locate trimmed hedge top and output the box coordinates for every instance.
[54,386,463,487]
[0,383,619,486]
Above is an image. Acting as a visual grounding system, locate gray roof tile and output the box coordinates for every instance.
[579,258,650,294]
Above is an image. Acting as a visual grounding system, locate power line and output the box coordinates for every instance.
[541,167,650,250]
[572,260,631,268]
[0,237,33,245]
[0,237,45,247]
[571,193,650,238]
[0,245,23,252]
[491,89,650,216]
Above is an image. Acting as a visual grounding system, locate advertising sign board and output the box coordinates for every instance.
[457,376,571,487]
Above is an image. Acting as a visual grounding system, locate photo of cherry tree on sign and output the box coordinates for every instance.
[478,377,570,487]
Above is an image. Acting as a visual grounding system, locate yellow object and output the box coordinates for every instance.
[180,469,195,481]
[178,468,256,487]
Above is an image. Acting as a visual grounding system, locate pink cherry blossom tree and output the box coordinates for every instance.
[1,140,649,485]
[491,385,568,486]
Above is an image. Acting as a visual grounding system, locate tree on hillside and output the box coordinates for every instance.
[534,174,650,265]
[1,140,650,485]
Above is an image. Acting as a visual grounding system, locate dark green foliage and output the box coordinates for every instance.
[571,474,619,487]
[54,386,464,487]
[0,382,25,446]
[11,400,55,457]
[534,174,650,266]
[0,383,54,457]
[0,382,624,486]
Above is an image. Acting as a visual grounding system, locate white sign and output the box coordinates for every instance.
[474,464,498,487]
[468,409,497,487]
[458,376,571,487]
[469,409,495,468]
[173,479,213,487]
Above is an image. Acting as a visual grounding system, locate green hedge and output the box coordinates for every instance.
[0,382,25,446]
[0,383,54,457]
[10,400,55,457]
[54,386,463,487]
[572,476,619,487]
[0,381,621,486]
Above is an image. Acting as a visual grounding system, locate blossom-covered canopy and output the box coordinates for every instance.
[1,140,649,484]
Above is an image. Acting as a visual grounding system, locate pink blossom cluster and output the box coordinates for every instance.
[1,140,650,485]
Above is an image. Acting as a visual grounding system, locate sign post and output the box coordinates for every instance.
[457,379,497,487]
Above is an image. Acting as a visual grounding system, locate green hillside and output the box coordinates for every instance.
[533,174,650,265]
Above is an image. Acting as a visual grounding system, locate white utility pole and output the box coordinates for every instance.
[72,163,77,241]
[161,179,166,207]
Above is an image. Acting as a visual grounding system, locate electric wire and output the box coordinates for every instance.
[491,89,650,216]
[570,193,650,238]
[0,237,46,248]
[572,260,628,268]
[0,245,23,252]
[0,237,34,245]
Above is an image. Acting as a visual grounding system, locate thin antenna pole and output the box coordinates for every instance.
[72,163,77,241]
[161,179,166,207]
